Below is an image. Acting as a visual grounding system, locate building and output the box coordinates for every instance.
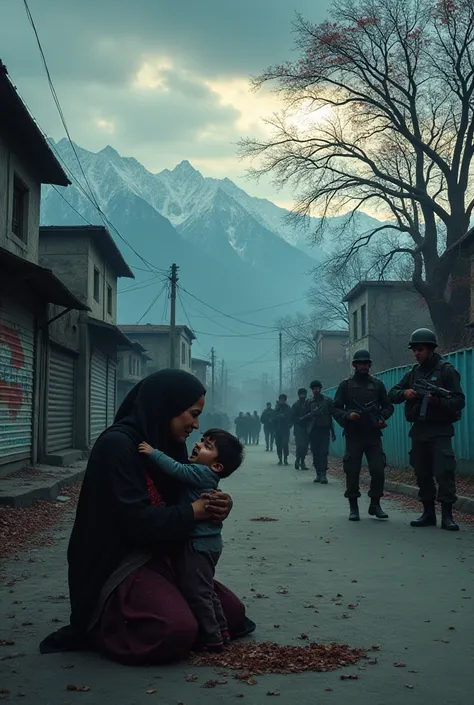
[39,225,134,462]
[344,281,434,372]
[117,341,152,408]
[119,324,195,373]
[312,329,350,386]
[191,357,211,386]
[0,60,87,475]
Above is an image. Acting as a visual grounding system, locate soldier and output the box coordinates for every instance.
[332,349,394,521]
[273,394,293,466]
[292,388,309,470]
[306,380,336,484]
[388,328,465,532]
[260,402,275,451]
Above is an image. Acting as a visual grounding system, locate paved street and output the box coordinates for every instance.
[1,446,474,705]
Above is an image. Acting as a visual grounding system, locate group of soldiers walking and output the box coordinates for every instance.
[259,328,466,532]
[234,411,262,445]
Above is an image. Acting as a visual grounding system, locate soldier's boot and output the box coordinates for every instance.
[348,499,360,522]
[277,452,282,466]
[313,472,321,483]
[410,502,437,528]
[284,456,289,466]
[441,503,459,532]
[300,460,308,471]
[295,458,300,470]
[368,500,389,520]
[320,471,328,484]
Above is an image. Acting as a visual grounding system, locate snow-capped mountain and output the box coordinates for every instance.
[40,140,389,369]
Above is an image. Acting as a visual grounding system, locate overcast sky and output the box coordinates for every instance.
[1,0,332,206]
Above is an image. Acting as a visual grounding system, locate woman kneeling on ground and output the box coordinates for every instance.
[40,369,255,665]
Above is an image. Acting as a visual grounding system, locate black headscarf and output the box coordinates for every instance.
[112,369,206,461]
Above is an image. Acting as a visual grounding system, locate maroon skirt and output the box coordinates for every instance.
[91,556,247,665]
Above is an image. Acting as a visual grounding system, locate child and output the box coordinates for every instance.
[139,428,244,651]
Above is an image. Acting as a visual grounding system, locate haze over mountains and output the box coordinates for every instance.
[40,139,383,372]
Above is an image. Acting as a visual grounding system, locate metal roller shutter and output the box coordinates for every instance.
[90,348,107,445]
[106,359,116,426]
[0,300,35,465]
[46,347,75,453]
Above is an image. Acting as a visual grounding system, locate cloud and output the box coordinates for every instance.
[0,0,333,203]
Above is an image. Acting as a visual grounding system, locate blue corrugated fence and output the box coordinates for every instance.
[325,348,474,467]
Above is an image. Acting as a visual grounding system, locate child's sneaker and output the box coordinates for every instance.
[204,638,224,653]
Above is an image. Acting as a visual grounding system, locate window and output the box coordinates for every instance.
[11,176,28,242]
[93,267,100,302]
[107,285,113,315]
[181,342,186,365]
[352,310,358,340]
[361,304,367,337]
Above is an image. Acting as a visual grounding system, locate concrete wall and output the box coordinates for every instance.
[39,232,89,306]
[347,286,434,372]
[87,239,118,324]
[123,331,193,373]
[0,132,42,264]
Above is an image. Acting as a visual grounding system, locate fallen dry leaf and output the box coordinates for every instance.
[299,634,309,640]
[0,652,25,661]
[236,694,244,698]
[368,659,378,665]
[267,690,280,696]
[254,594,268,599]
[405,684,415,689]
[0,640,15,646]
[202,680,219,689]
[273,625,280,629]
[340,674,358,680]
[146,690,156,695]
[247,679,258,685]
[276,588,288,595]
[250,517,278,522]
[66,685,91,692]
[185,674,198,682]
[394,663,406,668]
[408,670,418,674]
[371,644,381,650]
[325,687,333,691]
[61,664,75,669]
[347,604,357,610]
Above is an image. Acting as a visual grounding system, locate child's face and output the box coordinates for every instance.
[189,436,221,471]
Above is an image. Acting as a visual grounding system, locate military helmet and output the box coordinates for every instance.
[310,380,323,389]
[408,328,438,348]
[352,348,372,364]
[297,387,307,395]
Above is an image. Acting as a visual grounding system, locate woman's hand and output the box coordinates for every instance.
[192,498,212,521]
[200,490,233,522]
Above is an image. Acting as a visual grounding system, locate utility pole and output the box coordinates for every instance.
[169,263,178,368]
[279,330,283,395]
[220,359,225,409]
[211,347,216,411]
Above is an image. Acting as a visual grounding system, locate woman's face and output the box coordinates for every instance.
[170,395,205,443]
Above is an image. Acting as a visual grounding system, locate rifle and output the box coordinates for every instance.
[297,404,327,425]
[353,401,387,429]
[413,379,455,421]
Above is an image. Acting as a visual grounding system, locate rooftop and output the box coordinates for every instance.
[314,329,349,340]
[119,324,196,341]
[0,247,88,311]
[192,356,211,367]
[343,280,414,302]
[0,60,69,186]
[40,225,134,279]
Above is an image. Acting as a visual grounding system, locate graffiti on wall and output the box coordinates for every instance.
[0,314,33,421]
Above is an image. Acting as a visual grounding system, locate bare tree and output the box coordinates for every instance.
[240,0,474,349]
[277,312,322,366]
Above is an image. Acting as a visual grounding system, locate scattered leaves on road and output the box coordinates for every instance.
[190,641,368,675]
[340,674,359,680]
[0,639,15,646]
[250,517,279,522]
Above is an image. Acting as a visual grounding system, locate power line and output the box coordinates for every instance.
[50,185,93,225]
[230,296,308,316]
[22,0,168,278]
[136,282,168,324]
[177,284,275,331]
[232,342,279,371]
[177,288,209,359]
[119,274,165,294]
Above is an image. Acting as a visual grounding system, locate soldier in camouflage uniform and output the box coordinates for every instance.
[305,380,336,484]
[332,350,394,521]
[388,328,465,532]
